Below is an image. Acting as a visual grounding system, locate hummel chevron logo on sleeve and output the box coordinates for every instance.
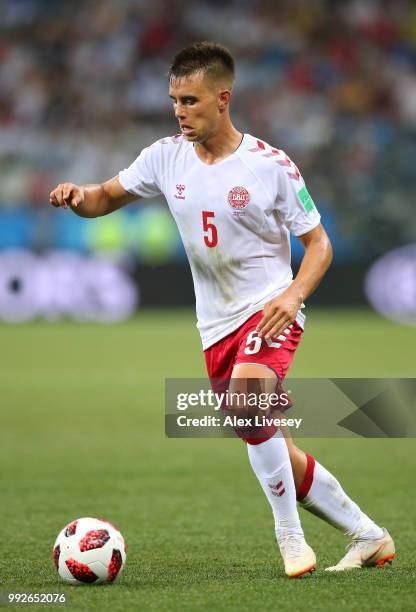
[248,142,301,182]
[248,140,266,152]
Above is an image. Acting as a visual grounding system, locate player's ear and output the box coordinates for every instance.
[218,90,231,112]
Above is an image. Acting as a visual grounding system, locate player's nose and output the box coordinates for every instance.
[174,104,186,120]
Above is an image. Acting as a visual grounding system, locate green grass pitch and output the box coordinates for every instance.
[0,309,415,611]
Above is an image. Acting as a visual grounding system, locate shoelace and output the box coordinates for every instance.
[343,537,370,558]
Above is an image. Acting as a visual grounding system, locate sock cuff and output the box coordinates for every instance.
[296,453,315,501]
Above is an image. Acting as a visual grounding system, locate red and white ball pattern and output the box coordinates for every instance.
[53,517,126,585]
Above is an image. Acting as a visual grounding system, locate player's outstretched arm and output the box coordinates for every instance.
[49,176,139,218]
[257,224,332,339]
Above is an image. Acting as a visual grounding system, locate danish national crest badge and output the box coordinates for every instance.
[228,186,250,215]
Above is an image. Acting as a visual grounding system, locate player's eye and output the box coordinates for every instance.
[169,97,196,107]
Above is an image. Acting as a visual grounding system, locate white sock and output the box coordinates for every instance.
[247,434,303,540]
[300,459,384,540]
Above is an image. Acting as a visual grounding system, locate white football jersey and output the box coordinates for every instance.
[119,133,321,349]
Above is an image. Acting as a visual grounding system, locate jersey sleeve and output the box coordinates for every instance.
[274,154,321,236]
[118,143,162,198]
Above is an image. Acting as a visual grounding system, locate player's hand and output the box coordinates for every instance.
[256,291,302,339]
[49,183,84,209]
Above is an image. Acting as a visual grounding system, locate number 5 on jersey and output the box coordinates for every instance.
[202,211,218,248]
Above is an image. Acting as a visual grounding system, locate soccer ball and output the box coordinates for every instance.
[52,517,126,585]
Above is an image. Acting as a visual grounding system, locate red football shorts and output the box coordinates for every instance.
[204,310,303,443]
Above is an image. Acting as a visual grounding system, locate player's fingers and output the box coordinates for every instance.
[258,311,283,338]
[256,305,278,334]
[70,192,81,208]
[256,316,268,334]
[66,185,83,208]
[50,184,64,206]
[265,317,293,340]
[62,183,75,202]
[49,192,60,207]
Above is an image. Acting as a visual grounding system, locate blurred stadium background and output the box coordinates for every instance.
[1,0,416,322]
[1,2,416,608]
